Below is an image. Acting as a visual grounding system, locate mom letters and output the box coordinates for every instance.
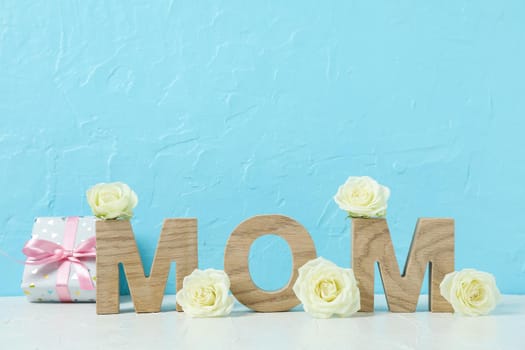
[95,215,454,315]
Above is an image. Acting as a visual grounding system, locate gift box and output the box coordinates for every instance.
[20,216,97,302]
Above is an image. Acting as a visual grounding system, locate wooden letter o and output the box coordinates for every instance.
[224,214,317,312]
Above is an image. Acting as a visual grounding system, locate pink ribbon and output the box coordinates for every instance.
[22,217,96,302]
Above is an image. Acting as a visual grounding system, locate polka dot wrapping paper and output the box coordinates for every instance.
[20,217,97,302]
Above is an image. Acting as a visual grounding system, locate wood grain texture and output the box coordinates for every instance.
[351,218,454,313]
[96,218,198,314]
[224,215,317,312]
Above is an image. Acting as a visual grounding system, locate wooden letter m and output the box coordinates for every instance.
[352,218,454,312]
[95,219,198,314]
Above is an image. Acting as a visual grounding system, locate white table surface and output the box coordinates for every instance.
[1,295,524,350]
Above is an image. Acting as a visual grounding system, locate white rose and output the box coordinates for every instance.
[334,176,390,218]
[292,257,360,318]
[86,182,138,219]
[440,269,501,316]
[176,269,235,317]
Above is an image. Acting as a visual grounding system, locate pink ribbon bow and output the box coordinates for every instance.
[22,217,96,302]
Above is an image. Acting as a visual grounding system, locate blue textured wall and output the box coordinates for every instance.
[1,1,524,297]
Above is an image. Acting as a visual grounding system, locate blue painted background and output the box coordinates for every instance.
[1,1,524,297]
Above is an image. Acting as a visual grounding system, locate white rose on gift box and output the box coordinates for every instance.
[86,182,138,219]
[440,269,501,316]
[176,269,235,317]
[293,257,360,318]
[334,176,390,218]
